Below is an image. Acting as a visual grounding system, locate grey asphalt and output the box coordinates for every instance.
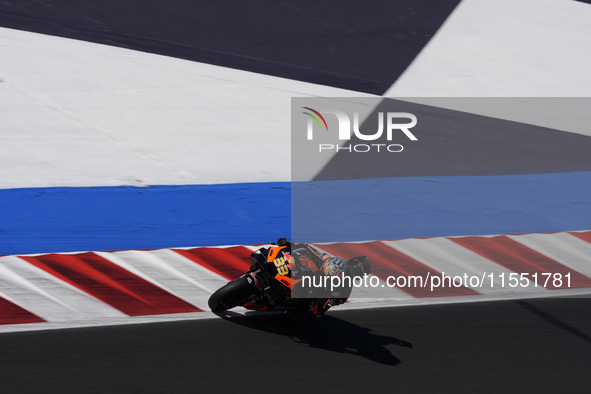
[1,296,590,393]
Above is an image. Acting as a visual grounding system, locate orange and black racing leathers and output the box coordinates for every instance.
[243,242,349,315]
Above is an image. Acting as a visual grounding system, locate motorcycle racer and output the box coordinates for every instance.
[243,239,350,315]
[209,237,371,314]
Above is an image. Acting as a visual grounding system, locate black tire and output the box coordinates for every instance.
[208,276,254,312]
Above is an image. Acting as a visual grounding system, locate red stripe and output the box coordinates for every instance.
[173,246,252,280]
[317,242,478,298]
[0,296,45,325]
[452,235,591,289]
[20,253,201,316]
[569,231,591,244]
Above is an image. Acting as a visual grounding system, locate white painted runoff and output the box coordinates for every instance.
[0,27,371,189]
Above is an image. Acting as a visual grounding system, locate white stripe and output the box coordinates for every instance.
[243,245,266,252]
[508,232,591,278]
[382,238,547,294]
[0,256,125,321]
[96,249,231,310]
[3,286,591,335]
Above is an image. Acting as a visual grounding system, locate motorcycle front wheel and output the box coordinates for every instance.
[208,276,254,312]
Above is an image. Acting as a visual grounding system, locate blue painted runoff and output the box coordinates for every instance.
[0,183,291,255]
[1,172,590,255]
[292,171,591,243]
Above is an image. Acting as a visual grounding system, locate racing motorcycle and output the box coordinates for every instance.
[208,238,372,314]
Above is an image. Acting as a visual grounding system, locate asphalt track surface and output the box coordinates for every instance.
[2,296,590,394]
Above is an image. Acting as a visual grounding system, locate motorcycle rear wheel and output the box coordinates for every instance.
[208,276,254,312]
